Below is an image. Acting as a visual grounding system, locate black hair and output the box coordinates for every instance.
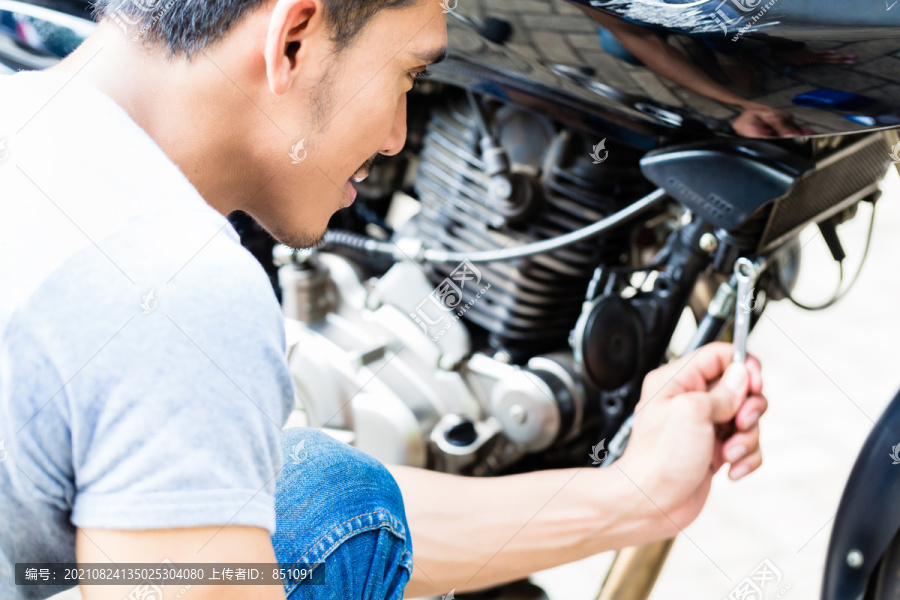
[92,0,418,59]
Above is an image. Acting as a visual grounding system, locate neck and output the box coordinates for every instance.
[48,21,266,217]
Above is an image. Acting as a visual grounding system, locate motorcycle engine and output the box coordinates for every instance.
[280,91,662,474]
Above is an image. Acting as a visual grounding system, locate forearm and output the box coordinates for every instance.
[388,464,662,597]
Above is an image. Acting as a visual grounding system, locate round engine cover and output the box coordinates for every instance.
[574,294,644,390]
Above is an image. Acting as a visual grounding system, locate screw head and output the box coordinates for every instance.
[491,179,513,199]
[699,233,718,253]
[846,549,864,568]
[509,404,527,424]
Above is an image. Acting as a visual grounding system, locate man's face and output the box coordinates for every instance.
[242,0,447,249]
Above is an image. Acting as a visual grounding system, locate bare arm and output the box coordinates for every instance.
[76,526,286,600]
[391,343,768,598]
[389,463,659,597]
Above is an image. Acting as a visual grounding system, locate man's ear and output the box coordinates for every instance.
[264,0,325,95]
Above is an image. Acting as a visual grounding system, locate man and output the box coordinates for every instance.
[0,0,768,598]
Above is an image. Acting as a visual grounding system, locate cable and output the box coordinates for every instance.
[420,188,668,263]
[322,230,395,254]
[777,201,877,311]
[322,188,668,265]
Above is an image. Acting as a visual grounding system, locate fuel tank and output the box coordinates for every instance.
[435,0,900,143]
[3,0,900,141]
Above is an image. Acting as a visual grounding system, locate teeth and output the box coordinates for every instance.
[352,174,368,183]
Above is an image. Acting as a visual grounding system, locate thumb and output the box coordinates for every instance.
[708,362,749,423]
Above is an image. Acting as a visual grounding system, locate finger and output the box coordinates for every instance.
[764,109,805,136]
[722,426,760,463]
[704,362,749,423]
[642,342,743,401]
[820,52,856,61]
[729,448,762,480]
[744,117,777,138]
[736,394,768,430]
[745,354,763,395]
[817,56,852,64]
[764,112,803,137]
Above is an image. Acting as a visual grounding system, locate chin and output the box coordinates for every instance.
[263,219,327,251]
[282,228,327,250]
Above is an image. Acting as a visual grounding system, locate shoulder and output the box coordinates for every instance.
[8,211,288,388]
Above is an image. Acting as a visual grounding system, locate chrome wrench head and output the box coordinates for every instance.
[732,257,760,364]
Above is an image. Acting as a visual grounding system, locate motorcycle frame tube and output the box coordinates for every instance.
[596,539,675,600]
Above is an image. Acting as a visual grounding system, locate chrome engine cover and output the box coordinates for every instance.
[281,251,585,475]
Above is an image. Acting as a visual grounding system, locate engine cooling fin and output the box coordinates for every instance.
[406,94,655,356]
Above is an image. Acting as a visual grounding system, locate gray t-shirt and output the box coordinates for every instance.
[0,70,295,599]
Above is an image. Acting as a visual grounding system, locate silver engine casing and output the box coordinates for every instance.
[280,251,584,475]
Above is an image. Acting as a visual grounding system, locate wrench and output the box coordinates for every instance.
[732,257,761,364]
[604,258,764,464]
[716,257,761,441]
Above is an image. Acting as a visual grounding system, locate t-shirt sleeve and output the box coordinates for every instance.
[46,221,296,534]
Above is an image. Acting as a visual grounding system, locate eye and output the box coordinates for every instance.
[410,69,431,89]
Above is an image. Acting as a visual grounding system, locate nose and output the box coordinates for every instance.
[379,94,408,157]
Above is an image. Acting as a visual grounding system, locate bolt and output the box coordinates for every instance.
[699,233,718,253]
[490,176,513,200]
[846,549,864,569]
[509,404,527,424]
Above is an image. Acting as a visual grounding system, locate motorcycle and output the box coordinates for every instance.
[4,0,900,598]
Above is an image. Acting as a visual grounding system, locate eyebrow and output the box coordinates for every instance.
[412,47,448,66]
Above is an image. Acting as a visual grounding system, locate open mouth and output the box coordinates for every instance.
[351,172,369,183]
